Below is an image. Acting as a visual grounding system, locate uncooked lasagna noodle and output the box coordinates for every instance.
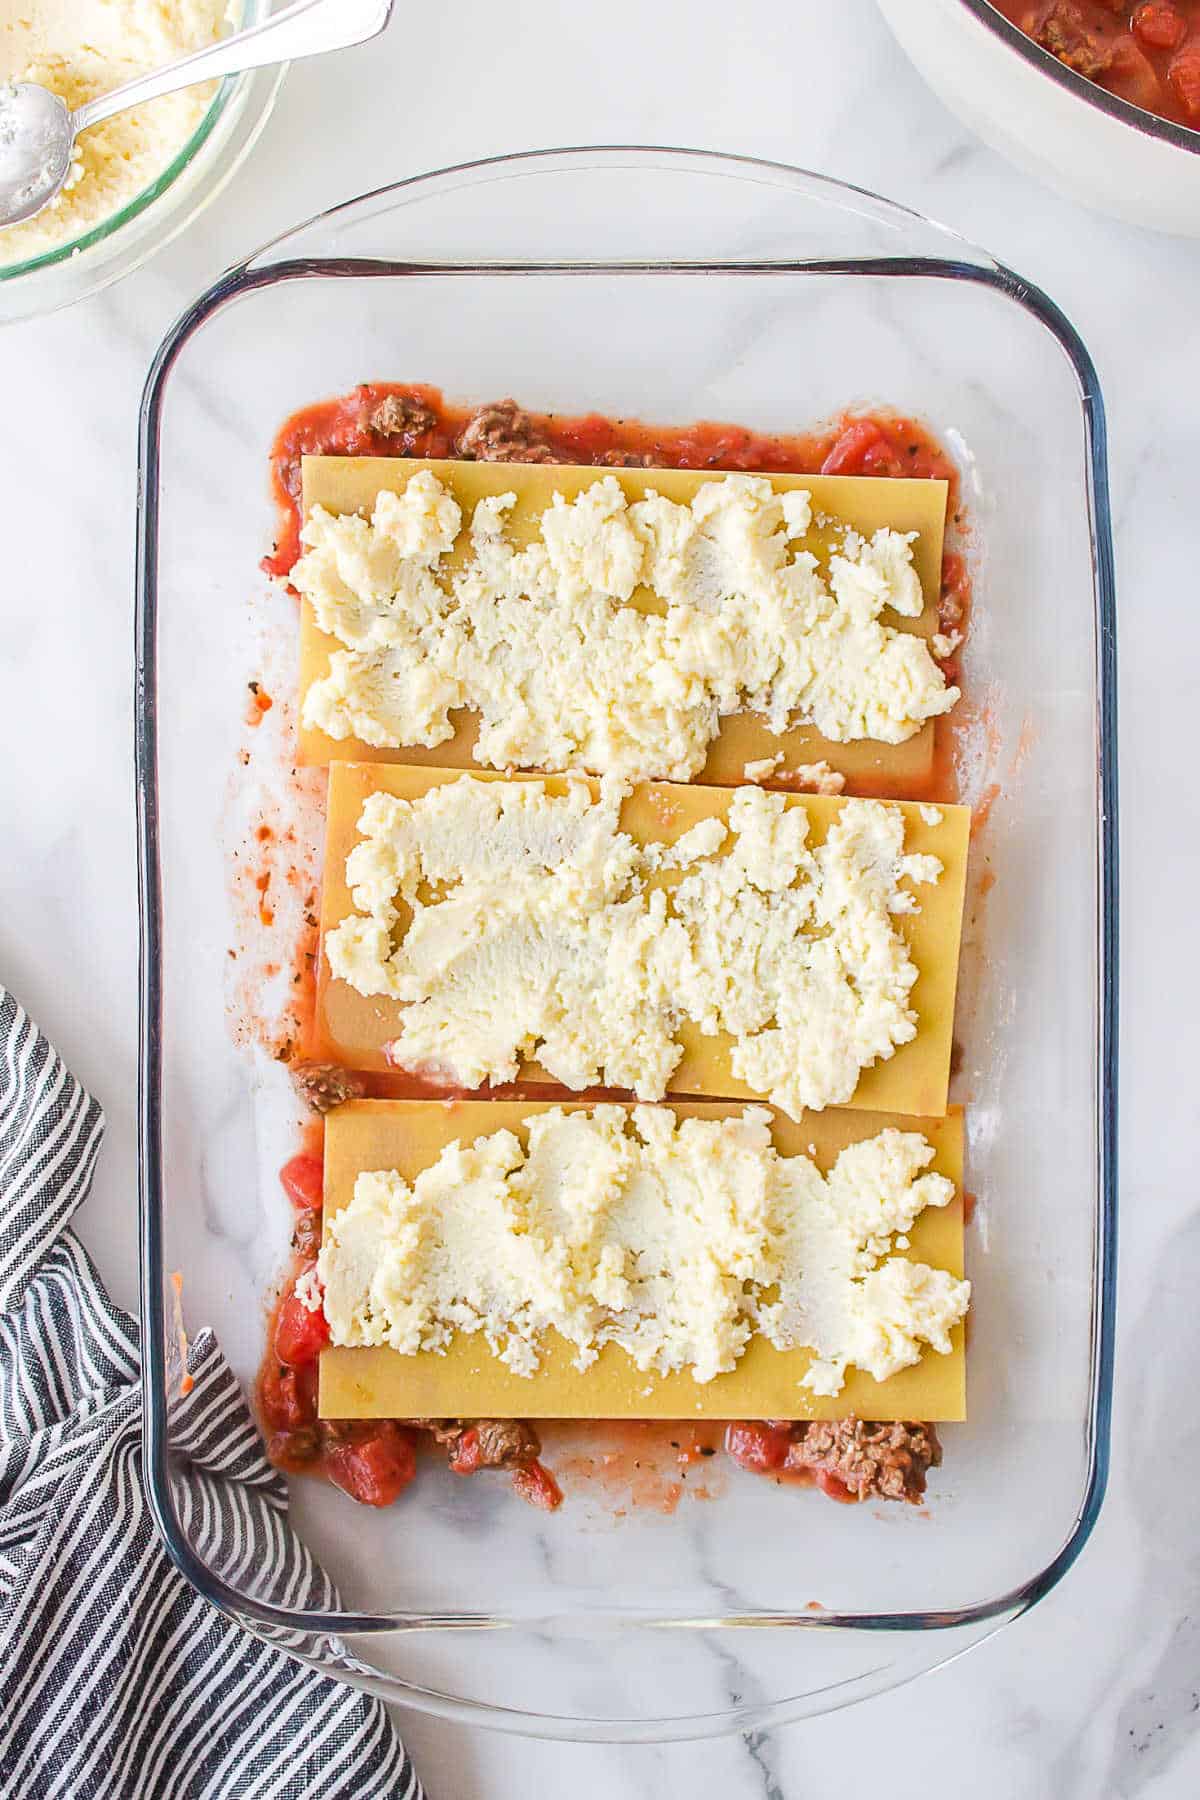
[295,457,952,791]
[316,765,970,1120]
[316,1099,967,1422]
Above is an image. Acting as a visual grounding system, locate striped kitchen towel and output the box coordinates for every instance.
[0,987,424,1800]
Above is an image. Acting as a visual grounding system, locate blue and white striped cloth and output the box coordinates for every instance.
[0,987,424,1800]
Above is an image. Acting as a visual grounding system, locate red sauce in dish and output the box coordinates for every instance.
[263,384,962,581]
[541,1420,725,1514]
[724,1421,854,1502]
[256,384,974,1516]
[991,2,1200,128]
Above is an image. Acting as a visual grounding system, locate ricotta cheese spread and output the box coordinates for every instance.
[0,1,232,266]
[307,1105,970,1393]
[325,776,943,1116]
[295,470,960,782]
[782,760,845,796]
[743,753,784,782]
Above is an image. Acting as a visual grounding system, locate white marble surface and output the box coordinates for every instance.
[1,0,1197,1793]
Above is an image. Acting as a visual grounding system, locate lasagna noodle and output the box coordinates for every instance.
[317,1099,966,1422]
[315,764,971,1119]
[296,456,950,791]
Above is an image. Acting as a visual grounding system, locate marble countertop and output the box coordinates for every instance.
[2,0,1197,1793]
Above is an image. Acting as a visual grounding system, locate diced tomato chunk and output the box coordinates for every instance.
[267,1426,320,1467]
[813,1470,858,1504]
[327,1425,418,1506]
[859,441,902,476]
[274,1289,330,1366]
[724,1420,792,1474]
[1168,43,1200,116]
[512,1461,563,1511]
[819,419,885,476]
[280,1152,324,1211]
[260,1359,318,1432]
[1109,32,1168,109]
[1133,4,1185,50]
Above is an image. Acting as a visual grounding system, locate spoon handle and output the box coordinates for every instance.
[71,0,394,136]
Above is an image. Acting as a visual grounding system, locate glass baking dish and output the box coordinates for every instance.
[135,147,1117,1741]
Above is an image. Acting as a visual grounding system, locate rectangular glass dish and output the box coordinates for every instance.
[136,148,1117,1741]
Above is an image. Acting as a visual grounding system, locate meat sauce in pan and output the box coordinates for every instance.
[991,1,1200,129]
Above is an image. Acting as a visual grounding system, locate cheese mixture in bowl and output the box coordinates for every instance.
[0,0,234,267]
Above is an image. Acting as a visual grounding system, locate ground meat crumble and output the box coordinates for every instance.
[785,1419,942,1503]
[454,397,560,463]
[725,1417,941,1503]
[416,1417,543,1473]
[290,1061,366,1114]
[367,392,438,442]
[1033,2,1114,78]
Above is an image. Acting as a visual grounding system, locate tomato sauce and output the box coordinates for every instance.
[257,382,974,1515]
[724,1420,857,1503]
[542,1420,726,1515]
[263,383,963,581]
[991,2,1200,129]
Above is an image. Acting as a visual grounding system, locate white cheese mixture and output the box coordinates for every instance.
[743,753,784,782]
[782,760,846,795]
[295,471,959,782]
[325,776,943,1116]
[743,755,847,794]
[307,1105,970,1393]
[0,1,233,266]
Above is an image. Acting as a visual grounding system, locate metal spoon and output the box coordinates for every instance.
[0,0,395,230]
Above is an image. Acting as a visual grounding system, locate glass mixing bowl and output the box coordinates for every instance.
[136,146,1118,1741]
[0,1,284,325]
